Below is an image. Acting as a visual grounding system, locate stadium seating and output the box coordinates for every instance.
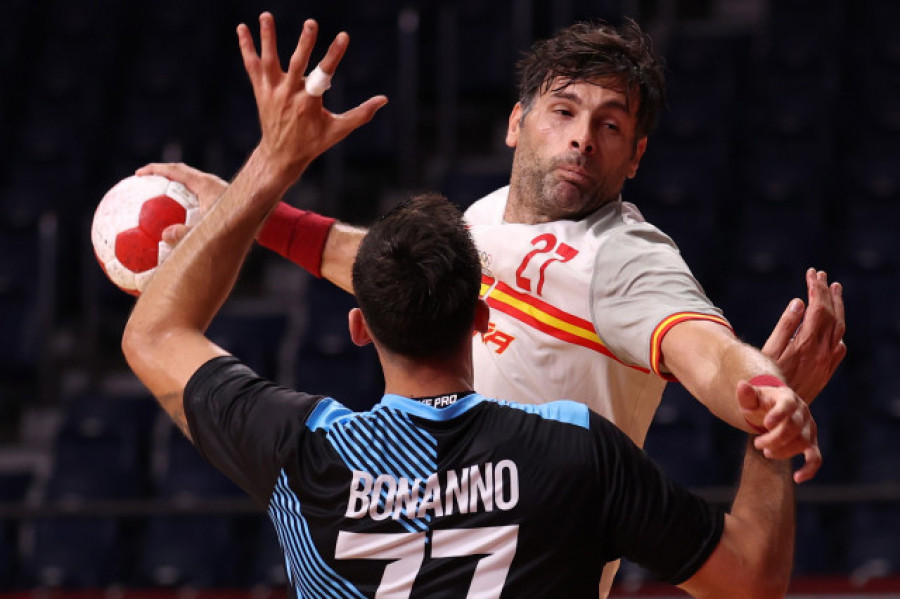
[641,383,720,487]
[295,277,383,411]
[246,515,289,589]
[24,393,154,588]
[0,471,33,588]
[135,423,248,588]
[845,505,900,582]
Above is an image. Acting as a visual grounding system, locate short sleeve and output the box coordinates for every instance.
[591,411,724,584]
[590,223,727,373]
[183,356,326,507]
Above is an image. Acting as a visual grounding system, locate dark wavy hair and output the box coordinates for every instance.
[516,18,666,139]
[352,194,481,359]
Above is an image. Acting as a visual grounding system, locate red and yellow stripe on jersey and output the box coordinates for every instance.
[649,312,733,378]
[481,275,731,381]
[480,275,650,373]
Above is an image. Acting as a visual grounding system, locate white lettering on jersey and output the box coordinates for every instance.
[344,461,520,520]
[419,393,460,407]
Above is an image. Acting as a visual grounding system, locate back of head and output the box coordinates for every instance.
[352,194,481,359]
[516,18,666,138]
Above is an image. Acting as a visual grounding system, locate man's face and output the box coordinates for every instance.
[504,78,648,224]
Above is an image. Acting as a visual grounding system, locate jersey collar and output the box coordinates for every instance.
[381,393,485,421]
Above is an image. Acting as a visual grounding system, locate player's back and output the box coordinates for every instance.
[281,392,612,597]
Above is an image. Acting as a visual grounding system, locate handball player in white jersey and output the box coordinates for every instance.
[140,15,845,598]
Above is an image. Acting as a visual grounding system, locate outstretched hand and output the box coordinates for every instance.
[239,13,388,183]
[762,268,846,403]
[738,379,821,484]
[135,14,388,246]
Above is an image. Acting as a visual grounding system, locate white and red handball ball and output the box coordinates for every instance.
[91,174,200,296]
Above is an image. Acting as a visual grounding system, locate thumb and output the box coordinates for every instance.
[737,380,760,412]
[162,224,189,246]
[761,298,804,359]
[336,95,389,138]
[737,380,766,433]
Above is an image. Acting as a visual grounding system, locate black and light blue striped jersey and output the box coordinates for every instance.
[184,356,723,598]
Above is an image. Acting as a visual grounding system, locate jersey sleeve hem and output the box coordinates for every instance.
[649,313,733,380]
[665,508,726,585]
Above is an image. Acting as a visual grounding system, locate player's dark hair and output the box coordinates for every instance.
[516,18,666,139]
[352,194,481,359]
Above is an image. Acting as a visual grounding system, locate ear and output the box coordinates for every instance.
[473,299,490,334]
[348,308,373,347]
[505,103,524,148]
[627,136,648,179]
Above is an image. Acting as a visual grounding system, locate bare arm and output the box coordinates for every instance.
[678,380,795,598]
[679,438,794,598]
[122,151,282,438]
[662,320,820,482]
[319,222,364,293]
[122,13,386,438]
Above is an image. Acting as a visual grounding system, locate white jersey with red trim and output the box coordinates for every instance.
[464,186,730,448]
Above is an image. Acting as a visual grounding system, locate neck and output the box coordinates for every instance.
[504,189,619,224]
[379,345,475,400]
[503,180,546,224]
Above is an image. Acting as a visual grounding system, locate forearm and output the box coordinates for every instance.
[664,322,783,432]
[707,341,784,430]
[123,150,295,413]
[680,439,794,598]
[257,201,363,294]
[320,222,365,293]
[728,440,795,595]
[134,150,289,332]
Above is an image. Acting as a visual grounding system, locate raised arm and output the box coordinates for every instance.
[678,381,795,599]
[122,13,386,438]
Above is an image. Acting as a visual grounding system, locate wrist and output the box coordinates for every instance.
[257,202,336,278]
[240,149,297,203]
[251,144,311,189]
[745,438,793,475]
[748,374,785,388]
[744,374,787,434]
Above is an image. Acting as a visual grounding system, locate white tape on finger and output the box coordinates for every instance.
[305,65,332,97]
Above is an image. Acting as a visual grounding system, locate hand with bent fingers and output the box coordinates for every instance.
[136,13,387,246]
[762,268,846,403]
[135,163,228,244]
[738,379,820,484]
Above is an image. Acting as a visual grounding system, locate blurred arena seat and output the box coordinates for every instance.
[135,423,247,588]
[0,471,34,588]
[246,515,289,589]
[295,277,383,412]
[24,391,155,589]
[641,383,719,487]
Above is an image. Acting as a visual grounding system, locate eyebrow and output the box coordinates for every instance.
[550,90,631,114]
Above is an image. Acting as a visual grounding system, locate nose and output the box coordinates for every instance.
[570,122,594,155]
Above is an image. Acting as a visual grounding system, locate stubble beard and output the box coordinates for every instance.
[509,150,625,223]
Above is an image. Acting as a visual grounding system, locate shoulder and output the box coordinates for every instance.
[482,397,593,431]
[184,355,327,432]
[590,200,678,252]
